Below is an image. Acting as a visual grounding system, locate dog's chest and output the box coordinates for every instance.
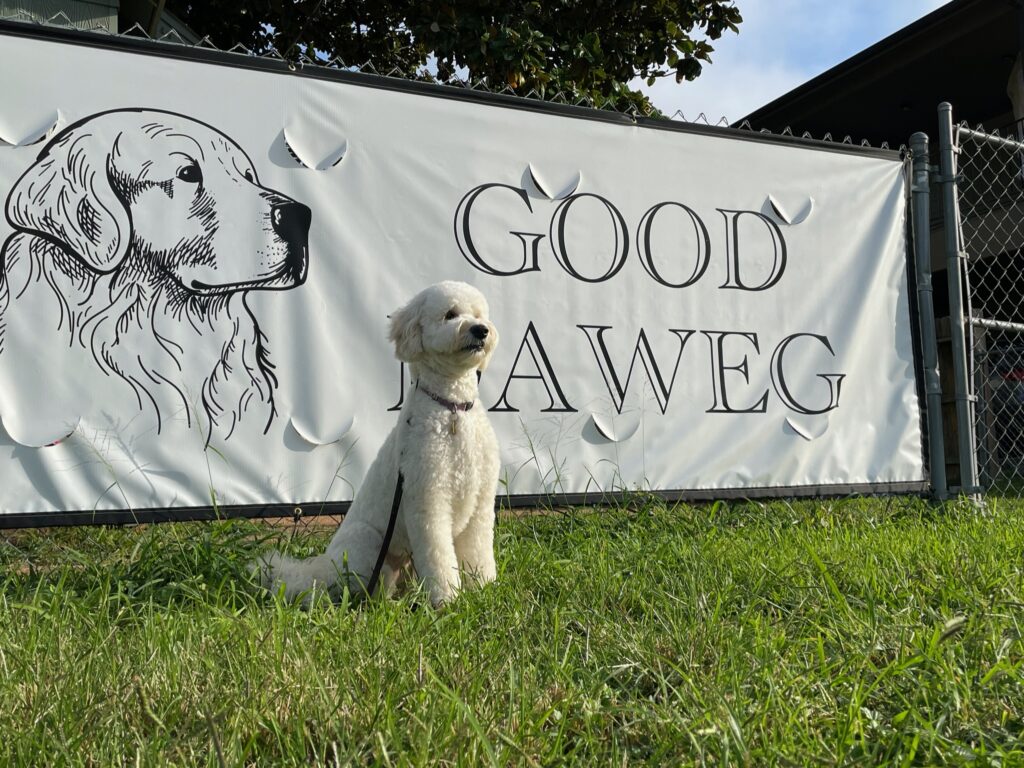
[410,406,494,502]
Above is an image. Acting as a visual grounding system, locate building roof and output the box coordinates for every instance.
[737,0,1019,146]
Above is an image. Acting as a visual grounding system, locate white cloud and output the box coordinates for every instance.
[636,0,952,122]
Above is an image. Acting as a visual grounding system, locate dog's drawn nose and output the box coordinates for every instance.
[470,325,489,340]
[272,202,312,245]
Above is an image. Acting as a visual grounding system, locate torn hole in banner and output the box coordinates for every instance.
[588,412,641,443]
[280,127,347,170]
[523,164,581,200]
[783,416,829,441]
[1,413,80,448]
[288,414,356,447]
[763,194,814,225]
[0,109,63,147]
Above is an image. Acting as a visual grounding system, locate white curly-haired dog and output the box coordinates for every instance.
[260,281,500,607]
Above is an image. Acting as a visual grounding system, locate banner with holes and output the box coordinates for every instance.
[0,25,925,523]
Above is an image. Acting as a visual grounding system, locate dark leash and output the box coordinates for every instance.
[363,371,482,598]
[365,471,403,597]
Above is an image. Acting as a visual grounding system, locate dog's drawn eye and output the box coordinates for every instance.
[444,309,459,321]
[176,163,202,184]
[243,169,255,183]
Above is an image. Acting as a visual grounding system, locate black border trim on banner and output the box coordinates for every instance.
[0,481,930,529]
[0,19,901,160]
[0,20,927,528]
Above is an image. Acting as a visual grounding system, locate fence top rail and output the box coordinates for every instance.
[957,125,1024,152]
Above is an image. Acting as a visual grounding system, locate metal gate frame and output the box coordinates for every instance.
[912,102,1024,499]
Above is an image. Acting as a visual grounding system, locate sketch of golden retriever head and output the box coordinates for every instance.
[4,108,310,295]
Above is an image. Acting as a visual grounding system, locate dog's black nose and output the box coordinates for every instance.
[470,324,489,340]
[272,202,312,246]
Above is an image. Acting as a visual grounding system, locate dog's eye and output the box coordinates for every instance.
[444,309,459,321]
[176,163,202,184]
[243,169,254,183]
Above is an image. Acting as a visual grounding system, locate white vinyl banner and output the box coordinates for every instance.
[0,28,925,521]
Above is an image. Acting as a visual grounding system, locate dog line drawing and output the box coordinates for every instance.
[0,108,311,443]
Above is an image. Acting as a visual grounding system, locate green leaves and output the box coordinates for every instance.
[164,0,744,113]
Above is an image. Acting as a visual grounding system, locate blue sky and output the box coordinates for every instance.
[636,0,951,121]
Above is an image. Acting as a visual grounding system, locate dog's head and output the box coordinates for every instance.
[388,281,499,374]
[4,108,310,294]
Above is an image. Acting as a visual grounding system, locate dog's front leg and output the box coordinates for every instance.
[404,488,461,607]
[454,492,497,586]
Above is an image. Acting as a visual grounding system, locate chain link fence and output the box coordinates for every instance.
[15,13,1024,515]
[7,13,1024,506]
[942,117,1024,494]
[0,10,925,530]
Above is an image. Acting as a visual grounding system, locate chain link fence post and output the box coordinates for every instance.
[910,132,948,499]
[937,103,981,497]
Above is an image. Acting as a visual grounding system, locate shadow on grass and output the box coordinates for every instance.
[1,519,296,611]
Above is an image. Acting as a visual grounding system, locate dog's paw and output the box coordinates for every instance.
[462,562,497,587]
[248,551,281,588]
[429,595,452,611]
[428,584,460,610]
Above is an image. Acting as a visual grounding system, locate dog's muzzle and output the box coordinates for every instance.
[272,202,312,283]
[463,324,489,352]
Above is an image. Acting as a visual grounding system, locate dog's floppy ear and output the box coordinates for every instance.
[5,126,131,273]
[388,296,423,362]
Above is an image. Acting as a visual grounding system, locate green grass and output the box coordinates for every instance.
[1,496,1022,766]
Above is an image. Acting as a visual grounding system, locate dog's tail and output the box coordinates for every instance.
[252,550,348,603]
